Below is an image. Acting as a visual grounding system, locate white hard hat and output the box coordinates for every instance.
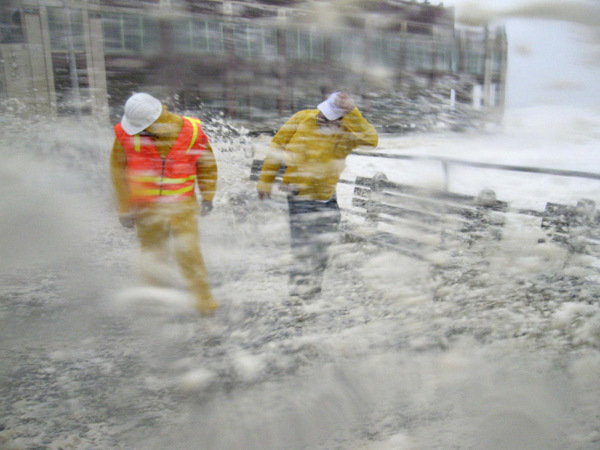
[121,93,162,135]
[317,92,345,121]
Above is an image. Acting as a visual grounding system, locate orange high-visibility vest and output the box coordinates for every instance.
[114,116,207,205]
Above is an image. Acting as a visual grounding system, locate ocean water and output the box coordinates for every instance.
[1,106,599,449]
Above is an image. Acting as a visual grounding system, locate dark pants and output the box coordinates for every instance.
[287,194,341,299]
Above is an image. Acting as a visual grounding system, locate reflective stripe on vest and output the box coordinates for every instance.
[184,117,202,154]
[128,174,197,184]
[132,184,196,197]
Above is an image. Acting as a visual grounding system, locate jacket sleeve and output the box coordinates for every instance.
[109,138,132,214]
[196,140,218,202]
[341,108,379,149]
[256,111,305,194]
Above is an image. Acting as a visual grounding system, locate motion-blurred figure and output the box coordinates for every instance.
[110,93,218,315]
[257,92,378,300]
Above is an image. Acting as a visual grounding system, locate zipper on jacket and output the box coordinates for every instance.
[159,158,166,196]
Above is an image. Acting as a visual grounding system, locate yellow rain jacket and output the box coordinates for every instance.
[257,108,378,200]
[109,111,218,314]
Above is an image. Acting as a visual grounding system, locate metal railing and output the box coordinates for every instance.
[352,150,600,191]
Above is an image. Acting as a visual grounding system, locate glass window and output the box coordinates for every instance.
[467,51,485,75]
[47,7,85,52]
[369,34,402,68]
[233,24,277,59]
[122,15,141,52]
[406,38,433,71]
[173,18,193,51]
[206,21,224,54]
[437,42,459,73]
[286,29,323,61]
[102,13,160,54]
[492,49,504,74]
[0,10,24,44]
[331,32,365,66]
[142,18,161,52]
[173,18,224,54]
[102,13,122,51]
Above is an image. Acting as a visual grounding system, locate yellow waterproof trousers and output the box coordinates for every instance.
[134,199,217,314]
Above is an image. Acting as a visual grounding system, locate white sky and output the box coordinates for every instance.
[444,0,600,109]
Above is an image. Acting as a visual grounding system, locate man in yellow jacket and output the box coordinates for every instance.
[110,93,218,315]
[257,92,378,300]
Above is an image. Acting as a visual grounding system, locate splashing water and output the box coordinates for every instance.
[1,105,600,449]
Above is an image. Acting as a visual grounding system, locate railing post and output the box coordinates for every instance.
[442,161,449,192]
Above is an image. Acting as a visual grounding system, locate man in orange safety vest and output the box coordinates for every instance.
[110,93,218,315]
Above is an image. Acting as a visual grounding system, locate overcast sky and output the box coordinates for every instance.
[444,0,600,109]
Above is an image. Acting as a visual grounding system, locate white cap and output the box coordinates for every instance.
[317,92,345,121]
[121,93,163,135]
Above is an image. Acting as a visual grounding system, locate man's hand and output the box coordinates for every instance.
[119,212,135,228]
[334,92,356,115]
[257,189,271,201]
[201,200,213,216]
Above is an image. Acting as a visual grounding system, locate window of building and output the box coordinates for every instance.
[406,38,434,71]
[233,23,277,59]
[467,51,485,75]
[173,18,224,55]
[331,32,365,66]
[47,7,85,52]
[102,13,160,54]
[369,34,403,68]
[0,10,24,44]
[47,7,92,115]
[436,42,459,73]
[492,49,504,75]
[285,29,324,61]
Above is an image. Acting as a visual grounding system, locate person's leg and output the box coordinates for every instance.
[135,206,172,287]
[169,201,218,315]
[287,196,341,299]
[287,196,317,298]
[306,197,341,296]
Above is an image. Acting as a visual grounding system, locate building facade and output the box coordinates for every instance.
[0,0,507,130]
